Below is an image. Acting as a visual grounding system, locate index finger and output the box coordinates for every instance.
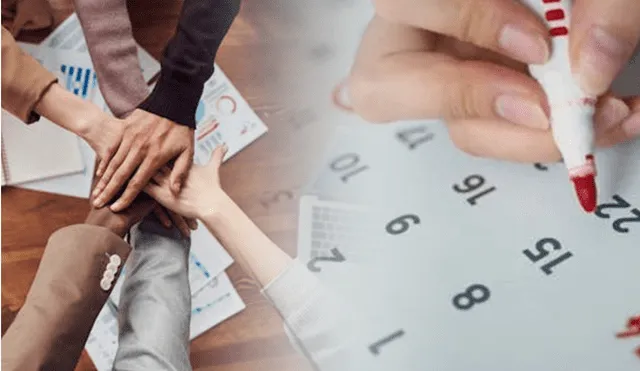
[110,156,164,212]
[374,0,550,64]
[570,0,640,96]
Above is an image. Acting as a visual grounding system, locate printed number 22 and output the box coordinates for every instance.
[595,195,640,233]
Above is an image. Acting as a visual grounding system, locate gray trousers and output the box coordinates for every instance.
[113,216,192,371]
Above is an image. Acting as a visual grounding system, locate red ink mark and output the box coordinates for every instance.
[581,97,597,106]
[196,121,219,141]
[545,9,565,21]
[570,171,597,213]
[543,0,561,3]
[616,316,640,338]
[616,315,640,359]
[549,27,569,37]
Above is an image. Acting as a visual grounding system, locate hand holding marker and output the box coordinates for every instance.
[520,0,598,212]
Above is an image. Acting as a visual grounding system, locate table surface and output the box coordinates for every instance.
[1,1,330,370]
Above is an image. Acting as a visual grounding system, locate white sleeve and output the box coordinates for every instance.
[261,261,352,370]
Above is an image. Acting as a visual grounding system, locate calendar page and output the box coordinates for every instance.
[292,0,640,370]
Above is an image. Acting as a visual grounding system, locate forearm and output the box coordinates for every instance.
[200,193,291,288]
[1,27,57,123]
[138,0,240,128]
[33,83,102,138]
[74,0,148,117]
[199,197,349,366]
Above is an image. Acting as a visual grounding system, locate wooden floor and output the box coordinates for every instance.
[2,1,332,370]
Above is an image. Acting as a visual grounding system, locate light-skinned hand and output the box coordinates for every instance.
[144,144,228,220]
[348,0,640,162]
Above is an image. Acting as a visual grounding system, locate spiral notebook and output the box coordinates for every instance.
[1,110,84,186]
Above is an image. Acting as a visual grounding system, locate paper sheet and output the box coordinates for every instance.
[1,111,84,186]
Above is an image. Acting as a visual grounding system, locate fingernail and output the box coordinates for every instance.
[577,26,633,96]
[110,201,122,212]
[495,95,549,129]
[595,97,630,132]
[94,198,104,208]
[498,25,549,64]
[622,112,640,137]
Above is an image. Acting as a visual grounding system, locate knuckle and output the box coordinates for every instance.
[454,0,499,47]
[442,67,486,120]
[128,178,144,190]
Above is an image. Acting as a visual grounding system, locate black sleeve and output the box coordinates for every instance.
[138,0,241,128]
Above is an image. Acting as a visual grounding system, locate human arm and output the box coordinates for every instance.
[1,26,57,123]
[144,146,349,366]
[90,0,241,212]
[73,0,149,118]
[1,197,154,371]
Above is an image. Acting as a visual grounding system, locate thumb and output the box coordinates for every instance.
[169,150,193,195]
[570,0,640,96]
[206,144,228,171]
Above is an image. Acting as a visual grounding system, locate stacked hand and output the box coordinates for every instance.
[144,144,229,220]
[348,0,640,162]
[80,108,197,236]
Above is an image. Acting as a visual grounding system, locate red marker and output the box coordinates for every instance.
[522,0,597,213]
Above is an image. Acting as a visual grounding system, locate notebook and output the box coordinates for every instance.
[1,110,85,186]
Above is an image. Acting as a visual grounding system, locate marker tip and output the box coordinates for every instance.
[570,173,597,213]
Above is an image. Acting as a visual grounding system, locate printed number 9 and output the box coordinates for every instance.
[386,214,421,235]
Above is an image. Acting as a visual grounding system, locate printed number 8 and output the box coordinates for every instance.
[453,284,491,311]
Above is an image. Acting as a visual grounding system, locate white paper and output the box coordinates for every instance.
[190,272,246,339]
[1,111,84,185]
[40,13,160,83]
[192,67,269,165]
[84,304,120,371]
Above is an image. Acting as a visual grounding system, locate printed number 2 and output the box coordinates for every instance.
[307,248,345,272]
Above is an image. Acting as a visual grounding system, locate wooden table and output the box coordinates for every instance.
[2,1,330,369]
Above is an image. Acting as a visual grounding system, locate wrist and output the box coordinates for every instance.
[197,191,234,223]
[84,212,128,238]
[35,84,103,138]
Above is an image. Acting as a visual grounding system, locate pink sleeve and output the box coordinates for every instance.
[74,0,149,118]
